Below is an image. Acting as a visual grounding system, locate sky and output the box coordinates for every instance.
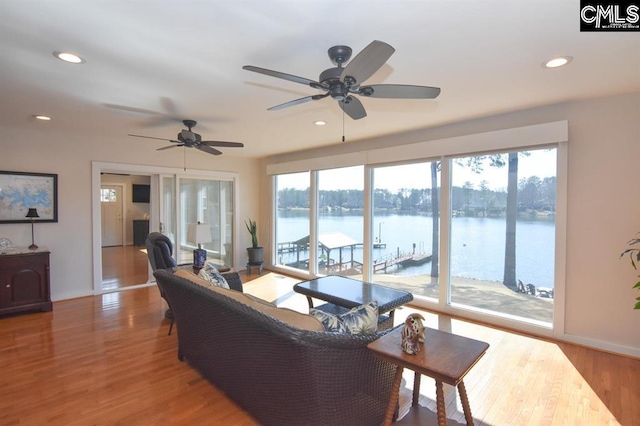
[277,148,557,192]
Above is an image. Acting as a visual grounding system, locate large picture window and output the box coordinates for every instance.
[371,162,440,300]
[449,148,556,324]
[274,172,310,273]
[268,121,566,331]
[317,166,364,277]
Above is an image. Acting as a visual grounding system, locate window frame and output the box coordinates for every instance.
[268,121,567,338]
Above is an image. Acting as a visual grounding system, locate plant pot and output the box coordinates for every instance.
[247,247,264,264]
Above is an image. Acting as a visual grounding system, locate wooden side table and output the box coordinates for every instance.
[367,326,489,426]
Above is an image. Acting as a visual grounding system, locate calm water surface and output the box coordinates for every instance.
[277,211,555,288]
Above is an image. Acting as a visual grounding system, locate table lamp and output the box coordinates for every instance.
[26,208,39,250]
[187,222,212,269]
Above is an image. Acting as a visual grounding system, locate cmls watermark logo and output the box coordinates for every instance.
[580,1,639,30]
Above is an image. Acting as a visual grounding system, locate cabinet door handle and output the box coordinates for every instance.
[5,284,9,288]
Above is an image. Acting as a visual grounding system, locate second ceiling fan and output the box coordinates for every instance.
[128,120,244,156]
[243,40,441,120]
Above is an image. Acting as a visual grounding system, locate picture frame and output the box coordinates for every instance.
[0,171,58,223]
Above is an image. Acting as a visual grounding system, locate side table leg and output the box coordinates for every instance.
[435,380,447,426]
[458,381,474,425]
[412,372,421,406]
[383,366,404,426]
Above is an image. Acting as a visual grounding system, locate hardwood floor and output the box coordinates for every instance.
[101,245,150,290]
[1,272,638,425]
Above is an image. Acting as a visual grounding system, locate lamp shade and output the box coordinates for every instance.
[26,208,39,218]
[187,223,212,245]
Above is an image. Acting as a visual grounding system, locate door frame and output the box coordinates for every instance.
[91,161,240,295]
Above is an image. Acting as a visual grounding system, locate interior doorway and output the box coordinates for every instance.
[100,173,151,291]
[92,161,240,295]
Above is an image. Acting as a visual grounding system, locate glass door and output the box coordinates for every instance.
[175,177,235,268]
[159,175,177,253]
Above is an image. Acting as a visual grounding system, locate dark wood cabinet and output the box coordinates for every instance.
[0,250,52,315]
[133,220,150,246]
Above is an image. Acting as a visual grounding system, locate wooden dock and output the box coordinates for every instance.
[374,252,432,273]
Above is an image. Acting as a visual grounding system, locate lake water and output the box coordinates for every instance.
[277,211,555,288]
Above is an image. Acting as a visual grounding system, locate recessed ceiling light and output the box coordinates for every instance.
[314,120,327,126]
[33,115,51,121]
[53,51,85,64]
[543,56,572,68]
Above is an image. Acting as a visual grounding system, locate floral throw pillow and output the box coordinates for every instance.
[197,262,230,289]
[310,301,379,335]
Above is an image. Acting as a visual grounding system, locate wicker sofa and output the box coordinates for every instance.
[153,268,400,426]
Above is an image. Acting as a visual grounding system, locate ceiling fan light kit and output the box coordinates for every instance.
[243,40,441,120]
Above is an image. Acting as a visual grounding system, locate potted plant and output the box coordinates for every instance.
[620,232,640,310]
[245,219,263,264]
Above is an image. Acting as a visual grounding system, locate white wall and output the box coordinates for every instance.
[263,92,640,355]
[0,128,261,301]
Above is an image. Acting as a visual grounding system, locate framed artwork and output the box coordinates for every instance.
[0,171,58,223]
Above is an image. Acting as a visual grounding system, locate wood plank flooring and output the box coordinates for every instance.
[1,272,638,425]
[101,245,150,290]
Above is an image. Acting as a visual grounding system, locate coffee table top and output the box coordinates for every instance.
[293,275,413,314]
[368,326,489,386]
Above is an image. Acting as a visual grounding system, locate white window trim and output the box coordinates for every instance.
[267,121,567,174]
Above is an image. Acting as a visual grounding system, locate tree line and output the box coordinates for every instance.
[277,175,556,216]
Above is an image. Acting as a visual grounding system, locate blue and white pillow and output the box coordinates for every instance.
[197,262,230,289]
[310,301,379,335]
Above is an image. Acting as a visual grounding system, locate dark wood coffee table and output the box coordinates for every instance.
[368,326,489,426]
[293,275,413,329]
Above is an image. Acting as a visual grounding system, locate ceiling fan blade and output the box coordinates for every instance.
[363,84,441,99]
[339,96,367,120]
[201,141,245,148]
[243,65,325,89]
[104,104,162,115]
[340,40,395,86]
[268,95,316,111]
[160,97,179,116]
[128,134,178,142]
[197,145,223,156]
[157,144,182,151]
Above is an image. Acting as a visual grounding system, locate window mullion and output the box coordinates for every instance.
[439,158,452,307]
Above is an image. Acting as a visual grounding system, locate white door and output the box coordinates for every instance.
[101,185,124,247]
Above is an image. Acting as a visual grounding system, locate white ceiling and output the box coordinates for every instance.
[1,1,638,159]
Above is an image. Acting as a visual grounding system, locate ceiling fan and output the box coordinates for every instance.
[128,120,244,156]
[243,40,441,120]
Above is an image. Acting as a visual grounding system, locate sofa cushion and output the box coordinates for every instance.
[197,262,230,289]
[310,301,379,335]
[173,269,323,331]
